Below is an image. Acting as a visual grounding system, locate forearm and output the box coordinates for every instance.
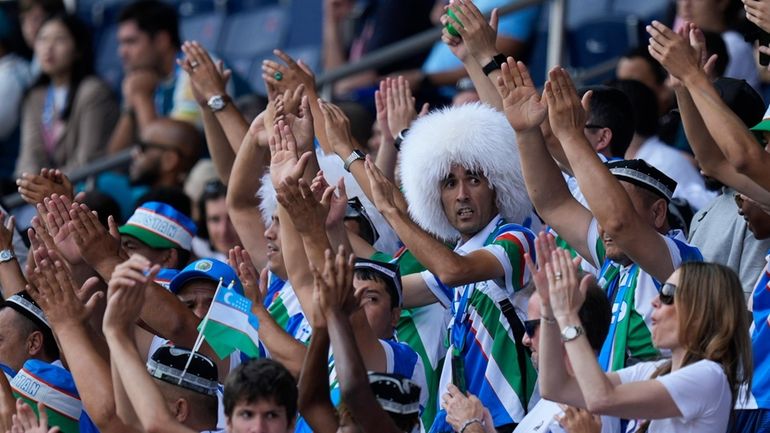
[0,259,26,298]
[297,327,339,433]
[325,222,353,255]
[107,113,136,154]
[140,283,201,346]
[132,95,158,131]
[322,21,347,71]
[253,306,307,378]
[56,324,118,430]
[557,313,616,412]
[684,71,770,177]
[202,108,236,185]
[299,229,333,273]
[105,329,181,433]
[465,56,502,110]
[328,311,399,433]
[375,135,398,182]
[278,206,315,309]
[214,105,249,154]
[673,87,727,173]
[380,206,466,286]
[517,128,577,218]
[538,317,584,406]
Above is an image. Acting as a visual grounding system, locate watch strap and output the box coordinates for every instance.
[394,128,409,151]
[561,325,584,342]
[0,249,16,263]
[482,53,508,76]
[207,94,231,112]
[343,150,365,172]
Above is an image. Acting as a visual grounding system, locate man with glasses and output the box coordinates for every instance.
[130,118,201,189]
[514,279,616,433]
[500,62,702,374]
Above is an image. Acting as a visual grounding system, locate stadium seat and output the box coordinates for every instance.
[218,5,287,59]
[567,16,639,83]
[94,23,123,92]
[180,12,225,51]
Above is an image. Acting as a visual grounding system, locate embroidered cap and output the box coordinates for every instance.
[605,159,677,202]
[11,360,83,433]
[3,291,59,359]
[367,372,421,415]
[146,345,219,396]
[119,202,197,251]
[168,258,243,295]
[354,258,402,307]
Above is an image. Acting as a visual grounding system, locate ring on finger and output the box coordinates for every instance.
[555,271,563,280]
[190,60,200,69]
[274,71,283,81]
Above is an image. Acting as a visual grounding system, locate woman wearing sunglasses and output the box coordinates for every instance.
[538,248,751,433]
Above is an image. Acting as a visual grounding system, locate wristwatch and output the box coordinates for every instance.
[343,149,366,172]
[560,325,584,342]
[482,53,508,76]
[207,94,231,112]
[0,249,15,264]
[394,128,409,151]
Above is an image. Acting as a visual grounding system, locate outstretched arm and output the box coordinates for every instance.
[546,67,674,282]
[315,248,402,433]
[648,20,770,207]
[103,256,195,433]
[230,248,307,378]
[544,249,679,420]
[497,59,595,264]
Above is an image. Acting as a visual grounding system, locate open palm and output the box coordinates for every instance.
[498,60,547,131]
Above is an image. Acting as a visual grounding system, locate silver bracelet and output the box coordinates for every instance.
[459,417,483,433]
[540,315,558,325]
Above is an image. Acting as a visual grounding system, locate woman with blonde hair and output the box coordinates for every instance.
[538,249,751,433]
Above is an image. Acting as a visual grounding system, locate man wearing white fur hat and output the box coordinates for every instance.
[365,102,537,433]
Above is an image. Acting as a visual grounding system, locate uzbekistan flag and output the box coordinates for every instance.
[198,284,260,359]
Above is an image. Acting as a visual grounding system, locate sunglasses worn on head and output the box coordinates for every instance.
[660,282,677,305]
[524,319,540,338]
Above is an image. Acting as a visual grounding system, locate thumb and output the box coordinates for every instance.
[703,53,718,77]
[73,191,87,202]
[418,102,430,117]
[108,215,120,240]
[489,8,499,32]
[580,90,593,112]
[84,290,105,316]
[258,267,269,299]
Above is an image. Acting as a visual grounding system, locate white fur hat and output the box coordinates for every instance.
[398,102,531,241]
[258,172,277,227]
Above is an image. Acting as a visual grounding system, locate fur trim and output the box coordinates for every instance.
[258,172,276,226]
[257,149,402,254]
[398,102,531,241]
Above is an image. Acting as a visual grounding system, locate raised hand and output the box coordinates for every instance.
[0,213,15,254]
[312,246,357,317]
[17,169,73,205]
[262,49,317,96]
[40,195,81,266]
[179,41,231,106]
[284,95,315,154]
[445,0,499,64]
[318,99,356,158]
[440,12,469,61]
[68,203,124,268]
[364,156,407,214]
[545,248,587,323]
[268,120,313,187]
[646,21,703,84]
[276,175,332,234]
[524,231,558,313]
[374,81,392,143]
[229,246,266,308]
[325,179,348,229]
[385,76,419,139]
[25,251,103,327]
[104,255,159,334]
[10,400,59,433]
[544,67,589,144]
[497,58,547,132]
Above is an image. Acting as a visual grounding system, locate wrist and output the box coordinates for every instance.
[681,68,707,87]
[555,311,581,326]
[459,418,483,433]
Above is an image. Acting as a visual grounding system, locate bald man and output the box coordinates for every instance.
[130,118,201,189]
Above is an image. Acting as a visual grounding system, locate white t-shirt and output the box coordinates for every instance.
[617,360,731,433]
[514,398,620,433]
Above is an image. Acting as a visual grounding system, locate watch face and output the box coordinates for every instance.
[208,96,226,111]
[0,250,12,261]
[562,326,578,340]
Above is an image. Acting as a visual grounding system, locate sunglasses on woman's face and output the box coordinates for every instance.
[659,282,677,305]
[524,319,540,338]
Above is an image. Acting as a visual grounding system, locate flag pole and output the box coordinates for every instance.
[179,278,227,384]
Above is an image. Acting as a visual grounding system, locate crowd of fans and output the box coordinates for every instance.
[2,0,770,432]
